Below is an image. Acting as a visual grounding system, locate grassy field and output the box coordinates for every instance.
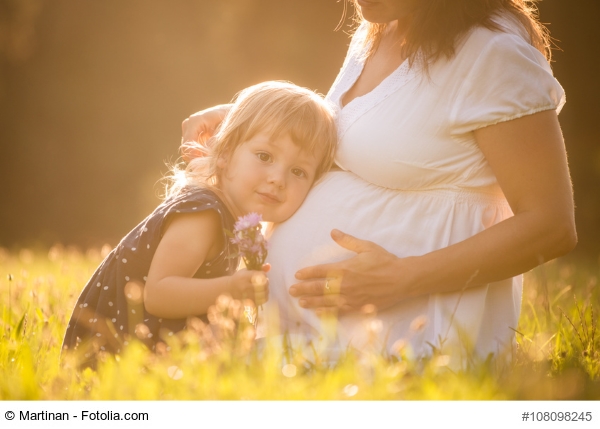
[0,245,598,400]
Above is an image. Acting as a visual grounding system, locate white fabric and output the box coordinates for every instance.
[261,16,565,365]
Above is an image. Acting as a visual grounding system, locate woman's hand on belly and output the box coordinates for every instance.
[290,229,408,312]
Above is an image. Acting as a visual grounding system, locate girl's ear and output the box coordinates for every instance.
[216,156,227,169]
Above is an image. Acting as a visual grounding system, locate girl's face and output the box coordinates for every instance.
[218,131,320,223]
[355,0,419,24]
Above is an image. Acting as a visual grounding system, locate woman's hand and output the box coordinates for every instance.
[181,104,232,162]
[229,266,270,306]
[290,229,407,313]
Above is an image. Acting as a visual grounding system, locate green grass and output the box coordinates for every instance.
[1,245,599,399]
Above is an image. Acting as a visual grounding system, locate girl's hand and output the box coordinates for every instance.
[181,104,232,162]
[290,229,407,313]
[229,266,270,306]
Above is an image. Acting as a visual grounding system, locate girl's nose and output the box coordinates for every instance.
[267,167,286,188]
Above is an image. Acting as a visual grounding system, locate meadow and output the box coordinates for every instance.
[1,245,598,400]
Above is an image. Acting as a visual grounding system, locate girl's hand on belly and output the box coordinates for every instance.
[290,229,409,312]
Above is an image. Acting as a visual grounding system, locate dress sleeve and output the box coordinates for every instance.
[159,188,232,235]
[449,31,565,135]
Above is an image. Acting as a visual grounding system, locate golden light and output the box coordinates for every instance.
[124,280,144,304]
[167,366,183,380]
[410,315,428,333]
[282,364,297,378]
[343,384,359,397]
[134,323,150,340]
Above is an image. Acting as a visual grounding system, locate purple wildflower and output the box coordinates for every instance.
[230,213,268,271]
[233,212,262,231]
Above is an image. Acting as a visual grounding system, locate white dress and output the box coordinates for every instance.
[262,16,565,365]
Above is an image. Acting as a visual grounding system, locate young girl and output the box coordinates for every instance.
[62,81,337,362]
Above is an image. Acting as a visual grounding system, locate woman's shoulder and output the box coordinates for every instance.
[446,14,565,134]
[325,21,369,102]
[350,21,369,45]
[444,12,559,97]
[342,21,370,61]
[456,13,545,64]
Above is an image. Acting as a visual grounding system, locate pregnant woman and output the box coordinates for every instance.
[182,0,576,365]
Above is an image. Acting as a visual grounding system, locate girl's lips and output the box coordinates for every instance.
[257,192,281,204]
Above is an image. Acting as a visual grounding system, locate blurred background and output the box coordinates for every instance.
[0,0,598,261]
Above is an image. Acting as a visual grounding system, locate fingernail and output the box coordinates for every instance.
[294,271,302,279]
[299,299,307,307]
[331,229,343,239]
[289,287,297,296]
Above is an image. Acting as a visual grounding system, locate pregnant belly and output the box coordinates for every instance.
[262,170,520,364]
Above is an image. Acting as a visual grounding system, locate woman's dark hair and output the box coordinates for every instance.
[351,0,552,67]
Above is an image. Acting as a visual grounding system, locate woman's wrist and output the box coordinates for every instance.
[389,255,423,303]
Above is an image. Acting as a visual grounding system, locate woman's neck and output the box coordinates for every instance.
[383,18,410,45]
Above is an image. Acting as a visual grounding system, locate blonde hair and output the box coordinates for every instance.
[167,81,337,198]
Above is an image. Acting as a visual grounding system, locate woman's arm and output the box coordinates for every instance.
[144,211,268,319]
[291,110,577,311]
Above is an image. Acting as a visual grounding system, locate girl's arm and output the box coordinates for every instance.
[143,211,267,319]
[181,104,232,162]
[290,110,577,311]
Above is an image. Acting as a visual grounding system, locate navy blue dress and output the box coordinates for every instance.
[63,187,237,360]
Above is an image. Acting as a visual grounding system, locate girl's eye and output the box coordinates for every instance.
[292,168,306,178]
[257,152,272,162]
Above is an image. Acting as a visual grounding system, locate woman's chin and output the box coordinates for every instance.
[357,1,388,23]
[356,0,418,24]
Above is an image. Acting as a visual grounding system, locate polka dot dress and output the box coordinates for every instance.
[62,188,237,361]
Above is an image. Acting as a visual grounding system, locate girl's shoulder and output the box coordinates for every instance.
[157,187,235,228]
[166,186,223,206]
